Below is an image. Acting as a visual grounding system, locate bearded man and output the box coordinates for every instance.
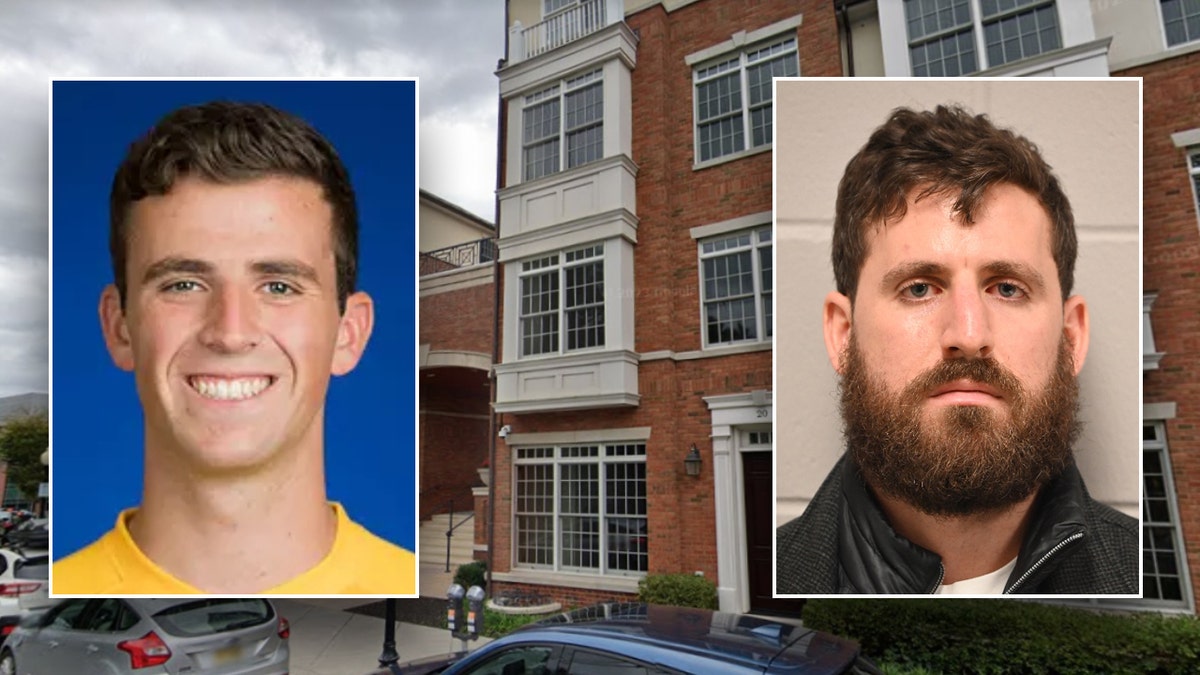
[775,105,1138,595]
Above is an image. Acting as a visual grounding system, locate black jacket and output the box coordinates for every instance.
[776,455,1139,594]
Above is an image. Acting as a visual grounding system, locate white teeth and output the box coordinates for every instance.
[189,376,271,401]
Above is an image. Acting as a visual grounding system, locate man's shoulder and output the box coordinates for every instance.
[776,458,845,594]
[322,508,416,594]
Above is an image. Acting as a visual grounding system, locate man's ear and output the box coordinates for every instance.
[1063,294,1089,375]
[823,291,852,374]
[99,284,135,372]
[332,291,375,376]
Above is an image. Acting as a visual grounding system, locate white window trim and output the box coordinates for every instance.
[697,226,773,350]
[897,0,1065,76]
[510,440,648,579]
[685,15,802,171]
[517,243,607,359]
[1140,421,1196,613]
[1189,147,1200,231]
[1158,0,1200,51]
[522,69,604,182]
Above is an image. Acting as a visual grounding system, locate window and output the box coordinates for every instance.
[544,0,576,14]
[700,227,772,347]
[1162,0,1200,47]
[514,443,647,576]
[1143,422,1192,609]
[523,70,603,181]
[904,0,1061,76]
[693,37,797,163]
[519,244,605,357]
[1191,150,1200,216]
[461,646,557,675]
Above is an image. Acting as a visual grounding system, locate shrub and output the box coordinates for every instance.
[637,573,718,610]
[453,560,487,590]
[803,599,1200,675]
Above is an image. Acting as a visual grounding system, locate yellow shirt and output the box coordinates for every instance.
[52,503,416,595]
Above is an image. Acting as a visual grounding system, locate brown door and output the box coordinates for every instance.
[743,451,804,616]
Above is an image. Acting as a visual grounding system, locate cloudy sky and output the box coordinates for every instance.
[0,0,505,397]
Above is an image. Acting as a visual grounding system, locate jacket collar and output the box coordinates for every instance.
[837,456,1088,594]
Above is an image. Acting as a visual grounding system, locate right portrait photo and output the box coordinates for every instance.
[773,79,1141,596]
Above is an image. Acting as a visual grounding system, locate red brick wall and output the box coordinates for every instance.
[419,281,495,357]
[1120,51,1200,611]
[420,412,489,520]
[491,0,840,608]
[492,580,637,608]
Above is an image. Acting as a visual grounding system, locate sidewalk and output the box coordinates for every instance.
[278,564,486,675]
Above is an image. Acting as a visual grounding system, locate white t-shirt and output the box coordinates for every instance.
[937,557,1018,595]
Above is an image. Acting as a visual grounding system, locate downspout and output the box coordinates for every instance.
[486,0,510,598]
[839,1,855,77]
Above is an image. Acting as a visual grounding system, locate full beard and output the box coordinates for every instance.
[840,335,1081,517]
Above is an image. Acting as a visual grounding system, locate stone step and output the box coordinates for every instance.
[418,513,477,568]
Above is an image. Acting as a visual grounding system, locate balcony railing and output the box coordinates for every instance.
[508,0,622,64]
[420,238,496,277]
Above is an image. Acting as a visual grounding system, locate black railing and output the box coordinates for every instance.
[439,499,477,573]
[420,238,496,277]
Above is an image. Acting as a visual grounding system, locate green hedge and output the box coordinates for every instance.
[453,560,487,590]
[637,573,718,610]
[803,599,1200,675]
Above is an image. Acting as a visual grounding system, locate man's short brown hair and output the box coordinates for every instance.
[109,101,358,312]
[832,105,1076,301]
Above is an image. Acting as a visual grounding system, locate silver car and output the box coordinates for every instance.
[0,597,288,674]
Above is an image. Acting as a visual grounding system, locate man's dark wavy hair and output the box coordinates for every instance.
[109,101,358,312]
[832,104,1075,301]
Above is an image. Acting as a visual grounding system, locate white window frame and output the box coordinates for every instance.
[1159,0,1200,49]
[698,226,772,349]
[517,243,606,359]
[543,0,578,17]
[903,0,1062,76]
[521,69,604,182]
[1190,149,1200,223]
[1142,422,1195,612]
[512,442,648,578]
[692,35,798,166]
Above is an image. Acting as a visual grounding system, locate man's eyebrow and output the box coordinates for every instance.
[982,260,1046,292]
[142,257,213,284]
[879,261,948,291]
[251,259,321,284]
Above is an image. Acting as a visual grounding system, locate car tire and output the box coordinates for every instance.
[0,649,15,675]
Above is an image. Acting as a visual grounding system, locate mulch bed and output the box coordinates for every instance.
[346,597,447,629]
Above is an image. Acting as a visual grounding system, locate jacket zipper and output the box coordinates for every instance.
[1003,532,1085,594]
[926,565,945,594]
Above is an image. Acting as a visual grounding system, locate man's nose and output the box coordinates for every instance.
[199,285,262,353]
[939,284,993,360]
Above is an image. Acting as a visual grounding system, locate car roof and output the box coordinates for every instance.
[503,603,860,674]
[127,597,274,617]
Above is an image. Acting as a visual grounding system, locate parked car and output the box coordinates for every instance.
[0,549,50,645]
[378,602,881,674]
[0,597,289,674]
[1,520,47,554]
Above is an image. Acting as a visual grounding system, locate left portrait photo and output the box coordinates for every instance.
[50,79,419,596]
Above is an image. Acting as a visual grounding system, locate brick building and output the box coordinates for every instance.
[470,0,1199,613]
[418,189,496,568]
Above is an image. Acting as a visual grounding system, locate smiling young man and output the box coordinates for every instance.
[775,105,1138,595]
[52,101,415,594]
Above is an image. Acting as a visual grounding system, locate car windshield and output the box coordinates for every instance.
[153,599,274,637]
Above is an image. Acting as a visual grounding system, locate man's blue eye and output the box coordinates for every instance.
[266,282,295,295]
[907,283,930,298]
[997,283,1022,298]
[167,280,198,292]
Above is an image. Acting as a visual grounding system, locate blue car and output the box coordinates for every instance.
[379,602,880,674]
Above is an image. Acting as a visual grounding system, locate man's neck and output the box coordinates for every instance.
[130,440,336,594]
[872,487,1039,585]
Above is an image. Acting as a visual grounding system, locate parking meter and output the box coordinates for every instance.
[466,585,486,639]
[446,584,465,634]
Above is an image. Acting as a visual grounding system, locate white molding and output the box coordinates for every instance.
[974,36,1113,77]
[498,208,639,262]
[640,342,772,362]
[703,390,772,614]
[689,211,771,240]
[1109,39,1200,73]
[419,264,494,296]
[1144,402,1177,420]
[691,143,771,172]
[500,21,638,98]
[505,426,651,446]
[492,569,640,594]
[1171,128,1200,149]
[421,350,492,372]
[683,14,803,66]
